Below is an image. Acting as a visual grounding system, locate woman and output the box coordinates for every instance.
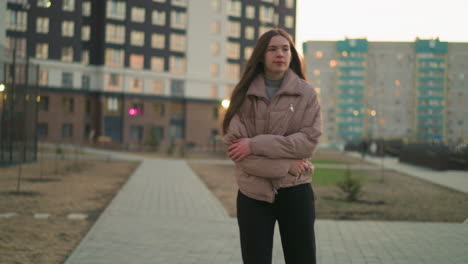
[223,28,322,264]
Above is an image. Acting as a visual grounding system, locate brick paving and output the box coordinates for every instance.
[64,149,468,264]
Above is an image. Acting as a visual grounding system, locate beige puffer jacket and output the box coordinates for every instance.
[224,69,322,203]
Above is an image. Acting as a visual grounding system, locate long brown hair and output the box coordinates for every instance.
[222,28,306,134]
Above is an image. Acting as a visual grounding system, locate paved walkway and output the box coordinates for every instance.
[64,148,468,264]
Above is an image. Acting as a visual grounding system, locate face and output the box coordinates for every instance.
[263,35,292,79]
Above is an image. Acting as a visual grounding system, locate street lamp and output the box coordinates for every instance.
[221,99,230,109]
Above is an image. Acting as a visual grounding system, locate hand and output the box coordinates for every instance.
[227,138,251,162]
[289,160,310,176]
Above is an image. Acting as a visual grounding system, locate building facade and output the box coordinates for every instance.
[1,0,297,150]
[304,38,468,145]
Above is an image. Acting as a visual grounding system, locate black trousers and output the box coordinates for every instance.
[237,183,316,264]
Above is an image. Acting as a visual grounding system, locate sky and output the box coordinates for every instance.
[295,0,468,54]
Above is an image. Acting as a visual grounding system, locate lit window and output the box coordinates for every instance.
[285,15,294,28]
[170,56,186,73]
[61,47,73,62]
[105,48,124,67]
[228,21,241,38]
[285,0,295,8]
[107,97,119,111]
[246,5,255,19]
[63,0,75,11]
[106,0,126,20]
[38,69,48,86]
[152,0,166,2]
[259,6,274,23]
[37,0,52,8]
[82,2,91,16]
[151,33,165,49]
[227,42,240,59]
[211,20,220,33]
[82,50,89,64]
[131,31,145,46]
[170,34,186,52]
[105,24,126,44]
[36,43,48,59]
[6,10,27,31]
[316,51,323,58]
[211,43,220,56]
[259,26,271,36]
[244,47,253,60]
[228,0,242,17]
[226,63,240,80]
[152,80,164,94]
[62,21,75,37]
[210,85,218,98]
[151,56,165,72]
[152,10,166,25]
[245,26,255,40]
[131,7,146,23]
[82,26,90,41]
[131,78,143,92]
[210,64,219,77]
[329,60,337,67]
[171,11,187,29]
[36,17,49,34]
[129,54,144,69]
[172,0,187,7]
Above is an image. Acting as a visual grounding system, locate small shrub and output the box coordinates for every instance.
[337,168,362,202]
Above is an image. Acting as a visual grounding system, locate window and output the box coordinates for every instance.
[38,96,49,111]
[151,126,164,141]
[153,103,165,116]
[285,0,295,8]
[228,21,241,38]
[170,80,185,96]
[151,56,165,71]
[63,97,74,112]
[129,54,144,69]
[171,11,187,29]
[82,2,91,16]
[246,5,255,19]
[107,97,119,111]
[212,0,220,12]
[37,0,51,8]
[6,37,26,58]
[210,64,219,77]
[244,47,253,60]
[130,126,143,141]
[152,81,164,94]
[109,74,119,86]
[105,24,125,44]
[105,48,124,67]
[211,42,220,56]
[106,0,126,20]
[82,75,90,90]
[62,72,73,88]
[170,34,186,52]
[227,42,240,59]
[245,26,255,40]
[260,6,274,23]
[226,63,240,80]
[210,85,218,98]
[62,124,73,138]
[7,10,27,31]
[211,20,220,33]
[37,123,48,138]
[169,56,186,73]
[131,31,145,46]
[61,47,74,62]
[131,78,143,92]
[172,0,187,7]
[36,43,48,59]
[36,17,49,33]
[63,0,75,11]
[62,21,75,37]
[38,69,48,86]
[131,7,145,23]
[151,33,165,49]
[130,103,144,115]
[228,0,242,17]
[285,15,294,28]
[259,26,272,36]
[82,26,91,41]
[152,0,166,2]
[152,10,166,25]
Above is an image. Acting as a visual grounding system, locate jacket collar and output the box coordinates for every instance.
[246,69,303,99]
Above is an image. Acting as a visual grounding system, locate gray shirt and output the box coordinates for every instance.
[264,75,283,100]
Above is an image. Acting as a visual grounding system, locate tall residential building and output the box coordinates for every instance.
[1,0,297,149]
[303,38,468,144]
